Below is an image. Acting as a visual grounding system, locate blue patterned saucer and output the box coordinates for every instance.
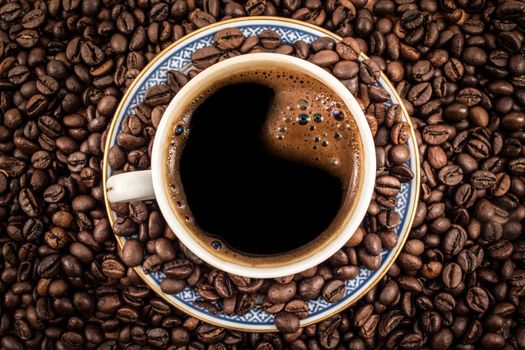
[103,17,420,332]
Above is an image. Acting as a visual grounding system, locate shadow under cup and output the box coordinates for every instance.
[157,54,371,277]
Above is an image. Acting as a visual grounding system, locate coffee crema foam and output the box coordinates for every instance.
[164,67,362,258]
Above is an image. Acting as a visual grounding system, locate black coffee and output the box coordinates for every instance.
[166,68,360,256]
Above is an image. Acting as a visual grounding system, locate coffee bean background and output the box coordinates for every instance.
[0,0,524,348]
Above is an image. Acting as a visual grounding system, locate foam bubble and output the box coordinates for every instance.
[297,99,309,110]
[297,113,310,125]
[332,109,345,121]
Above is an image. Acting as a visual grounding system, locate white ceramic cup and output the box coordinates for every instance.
[106,53,376,279]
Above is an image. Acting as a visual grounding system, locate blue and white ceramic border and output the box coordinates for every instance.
[103,17,420,332]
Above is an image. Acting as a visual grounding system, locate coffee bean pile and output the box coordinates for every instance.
[110,27,412,331]
[0,0,524,348]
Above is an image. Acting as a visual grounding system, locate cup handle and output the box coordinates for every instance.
[106,170,155,203]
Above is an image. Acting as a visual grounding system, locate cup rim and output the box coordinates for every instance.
[151,53,376,278]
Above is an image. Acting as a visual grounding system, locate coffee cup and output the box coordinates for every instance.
[106,53,376,279]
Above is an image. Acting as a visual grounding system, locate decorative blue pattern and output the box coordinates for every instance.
[106,19,417,330]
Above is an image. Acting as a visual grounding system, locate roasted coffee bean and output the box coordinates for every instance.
[311,50,339,67]
[336,37,361,61]
[375,175,401,196]
[275,311,300,333]
[422,124,450,145]
[214,28,244,51]
[311,38,335,53]
[445,102,468,122]
[455,183,476,208]
[282,299,308,320]
[155,237,177,261]
[167,71,188,95]
[19,188,40,217]
[21,9,45,28]
[322,280,345,303]
[108,145,126,170]
[37,254,61,279]
[36,75,59,95]
[146,328,169,347]
[26,94,48,117]
[128,202,148,224]
[45,227,69,249]
[22,218,44,242]
[391,122,410,145]
[378,209,401,229]
[509,157,525,175]
[389,144,410,164]
[192,46,221,69]
[258,30,281,49]
[481,333,506,349]
[438,165,464,186]
[442,263,462,289]
[471,170,496,189]
[113,217,138,236]
[211,272,231,299]
[102,258,126,279]
[502,111,525,130]
[360,59,381,84]
[81,41,105,66]
[442,225,467,256]
[144,84,171,106]
[407,82,432,106]
[298,275,324,300]
[43,184,66,203]
[420,311,441,334]
[466,287,490,313]
[332,60,359,79]
[16,30,39,48]
[434,292,456,313]
[426,146,447,169]
[171,327,190,345]
[364,233,382,256]
[487,240,513,260]
[354,304,373,328]
[164,259,194,279]
[121,239,143,267]
[268,282,297,304]
[189,9,216,28]
[412,60,434,82]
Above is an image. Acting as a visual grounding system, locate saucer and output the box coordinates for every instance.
[102,17,420,332]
